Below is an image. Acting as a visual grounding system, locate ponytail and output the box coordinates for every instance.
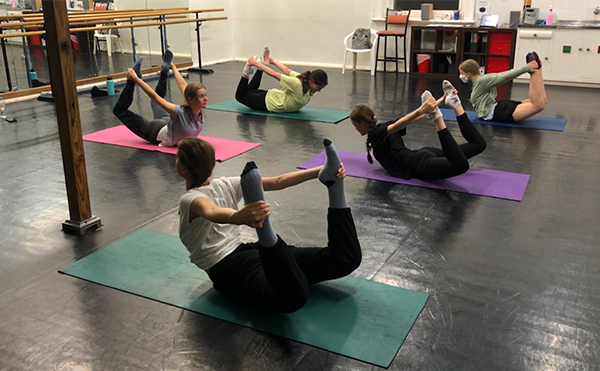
[366,139,374,164]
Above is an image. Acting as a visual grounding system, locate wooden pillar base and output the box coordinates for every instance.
[62,216,102,236]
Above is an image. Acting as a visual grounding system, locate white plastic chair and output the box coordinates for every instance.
[342,29,379,76]
[93,27,123,56]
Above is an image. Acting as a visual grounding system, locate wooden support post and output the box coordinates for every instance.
[42,0,101,235]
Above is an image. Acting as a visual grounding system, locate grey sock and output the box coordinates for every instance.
[162,50,173,76]
[132,56,144,79]
[318,139,348,209]
[240,161,278,247]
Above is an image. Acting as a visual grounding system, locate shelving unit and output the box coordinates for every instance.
[410,26,517,77]
[410,26,460,77]
[462,27,517,74]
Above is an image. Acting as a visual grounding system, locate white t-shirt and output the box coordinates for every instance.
[179,176,256,270]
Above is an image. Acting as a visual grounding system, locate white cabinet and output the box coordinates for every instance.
[580,31,600,83]
[515,28,600,85]
[550,30,583,82]
[515,29,553,82]
[551,30,600,83]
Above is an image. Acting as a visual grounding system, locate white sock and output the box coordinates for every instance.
[421,90,442,121]
[260,46,270,65]
[242,62,255,77]
[442,80,461,109]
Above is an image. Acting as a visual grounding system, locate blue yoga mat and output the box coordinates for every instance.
[59,229,429,368]
[439,108,567,132]
[207,99,350,123]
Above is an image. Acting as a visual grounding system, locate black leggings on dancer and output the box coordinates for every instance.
[112,70,171,144]
[409,113,487,180]
[235,70,269,112]
[208,208,361,313]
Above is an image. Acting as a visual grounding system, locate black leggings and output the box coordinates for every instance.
[408,113,487,180]
[112,70,171,144]
[235,70,269,112]
[208,208,362,313]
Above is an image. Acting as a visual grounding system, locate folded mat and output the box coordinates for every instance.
[439,108,567,132]
[299,150,530,201]
[207,99,350,123]
[59,229,429,368]
[83,125,260,161]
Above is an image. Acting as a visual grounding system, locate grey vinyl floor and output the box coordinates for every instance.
[1,48,600,370]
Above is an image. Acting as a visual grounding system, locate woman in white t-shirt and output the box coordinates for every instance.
[177,137,361,312]
[234,47,328,113]
[113,50,206,147]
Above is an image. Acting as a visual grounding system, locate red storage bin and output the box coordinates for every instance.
[486,56,510,74]
[416,54,432,73]
[488,32,512,55]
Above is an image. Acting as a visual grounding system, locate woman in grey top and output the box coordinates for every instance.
[458,51,546,123]
[113,50,206,147]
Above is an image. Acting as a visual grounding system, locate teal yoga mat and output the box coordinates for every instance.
[59,229,429,368]
[207,99,350,123]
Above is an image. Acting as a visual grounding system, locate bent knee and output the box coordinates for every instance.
[337,254,362,277]
[278,294,308,313]
[454,161,470,176]
[533,100,546,112]
[347,254,362,274]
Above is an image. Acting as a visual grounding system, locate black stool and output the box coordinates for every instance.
[375,8,411,74]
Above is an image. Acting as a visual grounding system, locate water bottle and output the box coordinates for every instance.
[106,76,115,96]
[0,97,6,120]
[29,68,38,81]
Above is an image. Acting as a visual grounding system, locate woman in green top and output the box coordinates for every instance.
[235,48,328,113]
[458,51,546,123]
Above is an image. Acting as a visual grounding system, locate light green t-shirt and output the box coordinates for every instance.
[470,64,531,118]
[265,71,311,113]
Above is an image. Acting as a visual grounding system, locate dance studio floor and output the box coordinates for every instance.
[1,54,600,370]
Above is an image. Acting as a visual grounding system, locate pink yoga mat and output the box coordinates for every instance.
[83,125,261,162]
[299,150,530,201]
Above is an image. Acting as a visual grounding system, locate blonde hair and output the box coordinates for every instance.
[350,104,378,164]
[177,137,215,189]
[181,83,206,111]
[459,59,480,76]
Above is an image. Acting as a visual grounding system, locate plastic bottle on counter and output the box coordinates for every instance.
[546,6,553,26]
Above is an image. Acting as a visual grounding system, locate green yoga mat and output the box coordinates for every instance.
[207,100,350,123]
[59,229,428,368]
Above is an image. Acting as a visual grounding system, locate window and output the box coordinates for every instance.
[393,0,460,11]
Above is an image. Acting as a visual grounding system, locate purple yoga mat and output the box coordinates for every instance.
[83,125,261,162]
[299,151,530,201]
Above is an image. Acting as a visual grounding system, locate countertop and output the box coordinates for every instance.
[519,21,600,29]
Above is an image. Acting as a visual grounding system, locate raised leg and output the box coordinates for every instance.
[512,69,546,122]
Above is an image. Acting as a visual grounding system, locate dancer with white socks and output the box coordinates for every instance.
[235,46,328,113]
[350,81,487,180]
[113,50,207,147]
[177,137,361,312]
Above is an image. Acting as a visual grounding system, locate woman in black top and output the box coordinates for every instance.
[350,82,487,180]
